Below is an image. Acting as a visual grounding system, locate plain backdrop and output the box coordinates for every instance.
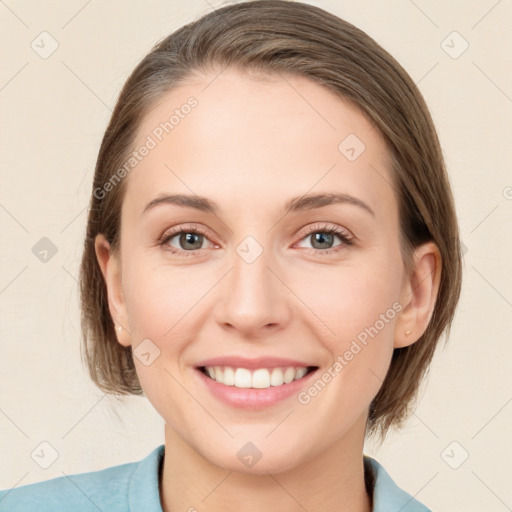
[1,1,511,511]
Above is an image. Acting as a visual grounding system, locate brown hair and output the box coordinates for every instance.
[79,0,463,441]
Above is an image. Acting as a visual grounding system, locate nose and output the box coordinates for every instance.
[215,238,292,337]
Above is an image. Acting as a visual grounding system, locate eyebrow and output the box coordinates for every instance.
[142,192,375,217]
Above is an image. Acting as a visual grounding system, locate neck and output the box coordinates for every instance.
[159,413,373,512]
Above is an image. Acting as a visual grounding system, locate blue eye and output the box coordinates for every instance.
[159,224,212,256]
[295,224,353,255]
[159,223,353,257]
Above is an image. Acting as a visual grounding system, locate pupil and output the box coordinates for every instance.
[179,232,333,251]
[182,233,202,249]
[313,232,332,249]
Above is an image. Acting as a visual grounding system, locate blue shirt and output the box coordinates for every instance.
[0,444,431,511]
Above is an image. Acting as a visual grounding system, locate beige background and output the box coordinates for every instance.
[1,1,511,510]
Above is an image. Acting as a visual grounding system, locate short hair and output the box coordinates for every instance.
[79,0,463,441]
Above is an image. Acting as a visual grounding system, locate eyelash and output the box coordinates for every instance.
[158,222,354,258]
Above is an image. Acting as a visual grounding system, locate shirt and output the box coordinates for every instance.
[0,444,431,511]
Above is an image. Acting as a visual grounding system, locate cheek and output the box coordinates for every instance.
[120,257,215,387]
[120,261,199,420]
[293,258,400,343]
[292,258,400,394]
[122,256,199,336]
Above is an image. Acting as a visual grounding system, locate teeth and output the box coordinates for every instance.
[270,368,284,386]
[235,368,252,388]
[203,366,312,389]
[295,367,308,379]
[223,366,235,386]
[252,368,268,388]
[283,367,296,384]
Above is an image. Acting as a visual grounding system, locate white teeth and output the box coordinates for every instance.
[295,367,308,379]
[252,368,270,388]
[283,367,296,384]
[234,368,252,388]
[223,366,235,386]
[270,368,284,386]
[203,366,312,389]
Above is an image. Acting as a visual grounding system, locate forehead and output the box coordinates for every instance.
[124,68,397,224]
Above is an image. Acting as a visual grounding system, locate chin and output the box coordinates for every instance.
[217,453,303,476]
[197,437,309,476]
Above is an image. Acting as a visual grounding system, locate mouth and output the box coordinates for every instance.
[197,365,319,389]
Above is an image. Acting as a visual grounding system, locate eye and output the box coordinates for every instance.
[159,222,354,258]
[295,223,354,256]
[159,224,215,256]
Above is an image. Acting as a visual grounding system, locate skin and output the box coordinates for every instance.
[95,68,441,512]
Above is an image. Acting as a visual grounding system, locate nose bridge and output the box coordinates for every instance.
[231,232,276,303]
[228,216,275,285]
[217,230,289,332]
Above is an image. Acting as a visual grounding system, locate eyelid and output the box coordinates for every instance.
[158,223,216,247]
[295,222,353,241]
[159,221,354,256]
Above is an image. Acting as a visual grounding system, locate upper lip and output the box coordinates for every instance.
[195,356,318,370]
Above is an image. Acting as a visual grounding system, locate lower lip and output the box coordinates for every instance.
[195,367,318,410]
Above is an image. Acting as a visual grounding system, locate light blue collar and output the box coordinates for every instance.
[130,445,430,511]
[364,455,431,511]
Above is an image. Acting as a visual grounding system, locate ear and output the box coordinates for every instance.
[394,241,442,348]
[94,234,131,347]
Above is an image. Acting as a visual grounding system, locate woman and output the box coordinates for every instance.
[0,1,462,510]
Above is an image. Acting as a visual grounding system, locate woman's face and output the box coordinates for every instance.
[98,68,423,473]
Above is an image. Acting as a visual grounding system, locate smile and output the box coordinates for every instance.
[199,365,318,389]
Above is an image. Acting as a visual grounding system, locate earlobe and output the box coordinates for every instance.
[94,234,132,347]
[394,242,442,349]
